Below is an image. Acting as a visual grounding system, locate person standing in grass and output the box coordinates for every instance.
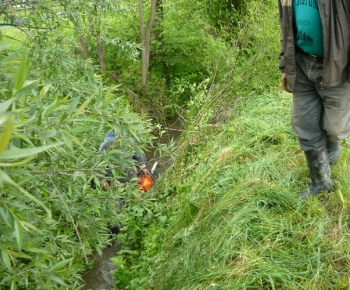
[278,0,350,198]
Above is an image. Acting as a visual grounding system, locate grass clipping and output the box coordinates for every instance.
[151,92,350,290]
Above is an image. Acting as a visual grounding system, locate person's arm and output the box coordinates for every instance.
[278,1,285,73]
[278,1,292,93]
[97,135,112,190]
[99,141,111,152]
[133,153,147,171]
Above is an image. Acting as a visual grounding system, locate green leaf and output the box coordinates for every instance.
[14,54,29,91]
[42,97,63,117]
[0,142,64,161]
[70,125,96,133]
[7,250,31,259]
[2,249,12,270]
[39,85,51,97]
[72,96,93,117]
[48,275,67,286]
[25,247,49,254]
[0,156,35,167]
[11,280,17,290]
[104,85,120,100]
[59,129,82,149]
[0,207,12,227]
[0,115,14,154]
[66,96,81,116]
[68,118,100,123]
[20,221,41,232]
[0,170,52,219]
[14,219,23,250]
[13,80,39,98]
[49,258,73,273]
[13,114,36,128]
[0,98,15,114]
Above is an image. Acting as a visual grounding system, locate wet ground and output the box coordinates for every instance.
[81,119,182,290]
[81,243,122,290]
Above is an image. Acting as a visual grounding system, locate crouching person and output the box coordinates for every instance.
[96,129,148,190]
[91,129,149,236]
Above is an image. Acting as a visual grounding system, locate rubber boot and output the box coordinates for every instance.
[326,140,340,165]
[300,144,333,198]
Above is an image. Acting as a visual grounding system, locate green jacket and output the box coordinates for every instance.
[278,0,350,91]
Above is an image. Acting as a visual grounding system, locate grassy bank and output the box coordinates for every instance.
[120,91,350,289]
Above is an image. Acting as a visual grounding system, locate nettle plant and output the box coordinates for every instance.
[0,50,154,289]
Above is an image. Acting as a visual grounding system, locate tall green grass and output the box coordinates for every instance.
[147,92,350,289]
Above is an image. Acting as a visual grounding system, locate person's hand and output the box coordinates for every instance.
[102,181,109,191]
[281,72,292,93]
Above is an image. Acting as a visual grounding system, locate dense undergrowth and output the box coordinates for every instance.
[2,0,350,289]
[113,91,350,289]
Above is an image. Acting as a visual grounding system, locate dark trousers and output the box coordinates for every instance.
[291,51,350,151]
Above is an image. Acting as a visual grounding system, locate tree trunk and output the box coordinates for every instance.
[139,0,157,86]
[153,0,170,87]
[95,4,106,73]
[71,18,90,59]
[96,42,106,73]
[78,34,90,59]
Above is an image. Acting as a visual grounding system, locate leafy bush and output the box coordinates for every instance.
[0,47,154,288]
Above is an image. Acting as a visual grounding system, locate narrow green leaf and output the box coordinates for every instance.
[39,85,51,97]
[0,207,12,227]
[13,114,36,128]
[66,96,81,116]
[104,86,120,99]
[0,170,52,219]
[25,274,29,288]
[0,156,35,167]
[70,125,95,133]
[13,80,39,98]
[0,142,63,161]
[0,115,14,154]
[72,96,92,117]
[42,97,62,117]
[60,131,73,151]
[49,258,73,273]
[67,118,100,123]
[7,250,31,259]
[48,275,66,286]
[20,221,41,232]
[11,280,17,290]
[14,219,23,250]
[2,249,12,270]
[14,54,29,91]
[25,247,49,254]
[0,98,15,114]
[33,262,49,269]
[60,129,82,148]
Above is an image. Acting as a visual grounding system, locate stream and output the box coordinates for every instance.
[81,119,182,290]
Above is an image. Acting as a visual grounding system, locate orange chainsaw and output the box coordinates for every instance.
[137,162,159,192]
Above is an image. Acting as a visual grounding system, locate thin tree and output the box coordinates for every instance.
[138,0,157,86]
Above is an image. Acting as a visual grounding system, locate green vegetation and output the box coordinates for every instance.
[0,49,155,288]
[1,0,350,289]
[123,91,350,289]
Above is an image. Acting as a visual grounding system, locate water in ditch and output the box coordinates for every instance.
[81,119,182,290]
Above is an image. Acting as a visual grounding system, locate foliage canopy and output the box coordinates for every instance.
[0,0,297,289]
